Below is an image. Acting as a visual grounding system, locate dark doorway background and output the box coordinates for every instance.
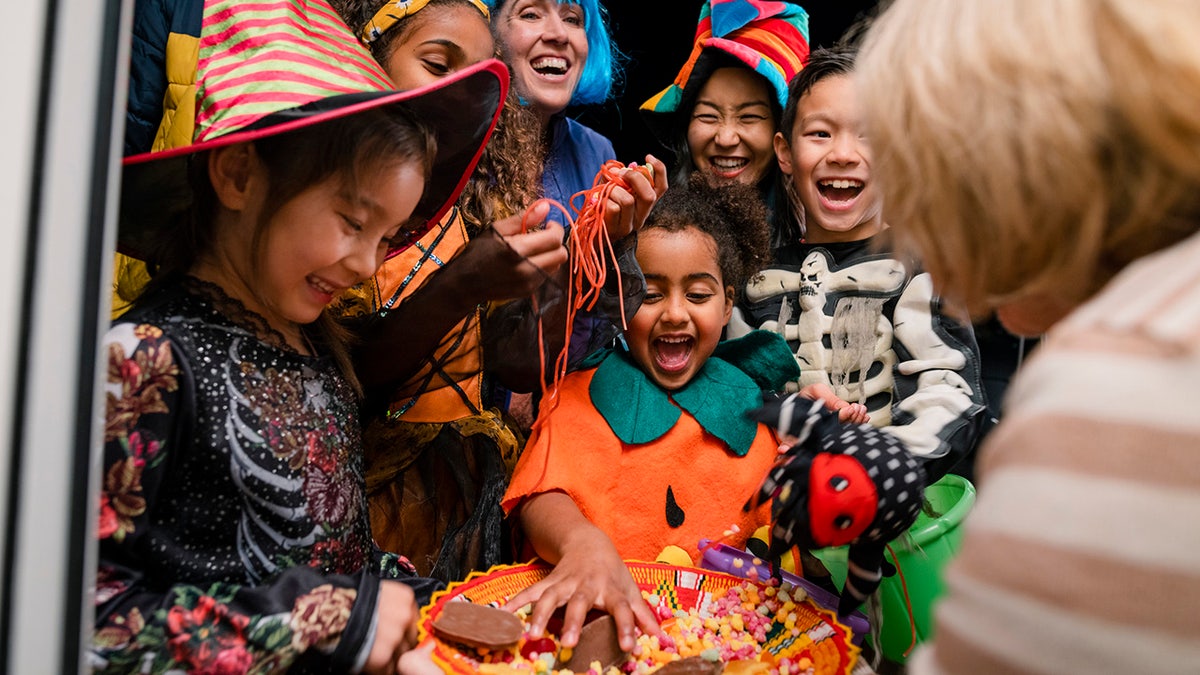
[580,0,882,164]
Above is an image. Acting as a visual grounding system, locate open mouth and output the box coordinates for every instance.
[817,178,864,204]
[307,275,342,302]
[654,335,694,372]
[531,56,568,76]
[708,157,749,179]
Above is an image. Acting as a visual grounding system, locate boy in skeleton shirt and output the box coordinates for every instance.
[728,46,986,481]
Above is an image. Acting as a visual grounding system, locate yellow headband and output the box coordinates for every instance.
[360,0,490,44]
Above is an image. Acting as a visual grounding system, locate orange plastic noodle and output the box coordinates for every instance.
[520,160,652,428]
[885,542,920,658]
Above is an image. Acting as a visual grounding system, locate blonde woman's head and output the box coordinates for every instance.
[856,0,1200,320]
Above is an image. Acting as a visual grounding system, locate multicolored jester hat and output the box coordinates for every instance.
[748,394,927,616]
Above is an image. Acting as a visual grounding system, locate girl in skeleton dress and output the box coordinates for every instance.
[93,4,505,671]
[726,46,988,481]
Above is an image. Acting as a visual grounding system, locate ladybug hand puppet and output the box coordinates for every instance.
[748,393,927,616]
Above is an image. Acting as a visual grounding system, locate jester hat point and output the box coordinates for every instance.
[640,0,809,146]
[118,0,508,261]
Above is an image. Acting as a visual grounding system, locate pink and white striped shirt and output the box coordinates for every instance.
[911,229,1200,673]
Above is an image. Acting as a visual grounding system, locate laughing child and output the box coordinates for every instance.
[92,4,506,672]
[500,173,861,652]
[729,45,987,481]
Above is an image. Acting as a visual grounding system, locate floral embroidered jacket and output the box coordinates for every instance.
[92,280,440,674]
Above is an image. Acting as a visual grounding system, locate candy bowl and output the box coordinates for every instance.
[416,561,861,674]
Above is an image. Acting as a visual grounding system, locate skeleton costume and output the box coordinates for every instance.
[728,236,986,479]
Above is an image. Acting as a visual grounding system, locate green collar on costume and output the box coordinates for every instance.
[589,331,799,456]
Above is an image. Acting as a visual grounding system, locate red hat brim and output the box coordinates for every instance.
[118,58,508,261]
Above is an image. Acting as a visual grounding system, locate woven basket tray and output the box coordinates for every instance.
[417,561,860,674]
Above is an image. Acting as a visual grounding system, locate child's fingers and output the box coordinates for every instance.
[522,247,569,278]
[495,199,558,237]
[491,209,526,237]
[506,222,566,257]
[526,587,570,641]
[503,582,548,629]
[840,403,870,424]
[624,595,662,648]
[558,591,594,648]
[606,600,638,653]
[644,154,669,196]
[396,641,441,675]
[505,226,568,282]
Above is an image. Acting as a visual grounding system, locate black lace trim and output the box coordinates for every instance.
[182,276,304,354]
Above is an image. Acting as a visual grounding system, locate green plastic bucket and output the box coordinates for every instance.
[811,473,976,664]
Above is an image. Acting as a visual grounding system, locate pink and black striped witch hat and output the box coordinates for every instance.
[118,0,507,259]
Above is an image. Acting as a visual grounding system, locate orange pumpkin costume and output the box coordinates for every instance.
[503,332,800,564]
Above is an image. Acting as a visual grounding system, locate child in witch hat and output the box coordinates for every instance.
[93,1,506,673]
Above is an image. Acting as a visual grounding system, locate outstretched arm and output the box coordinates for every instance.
[504,492,660,652]
[798,382,871,425]
[352,203,567,400]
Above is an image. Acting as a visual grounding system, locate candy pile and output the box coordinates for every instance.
[629,580,815,674]
[475,579,823,675]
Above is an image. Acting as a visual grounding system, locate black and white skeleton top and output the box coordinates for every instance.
[727,236,988,479]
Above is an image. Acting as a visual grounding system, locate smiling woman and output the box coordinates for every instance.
[684,65,778,186]
[485,0,669,429]
[639,0,809,247]
[488,0,624,209]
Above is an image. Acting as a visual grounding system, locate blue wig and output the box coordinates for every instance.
[487,0,624,107]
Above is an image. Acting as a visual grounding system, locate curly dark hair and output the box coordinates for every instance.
[643,172,771,298]
[458,89,544,233]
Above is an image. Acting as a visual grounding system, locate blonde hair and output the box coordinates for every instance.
[855,0,1200,316]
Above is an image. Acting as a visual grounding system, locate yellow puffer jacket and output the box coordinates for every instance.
[113,0,203,318]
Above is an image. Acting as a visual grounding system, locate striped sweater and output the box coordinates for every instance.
[910,229,1200,674]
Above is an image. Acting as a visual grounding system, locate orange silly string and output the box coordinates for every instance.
[521,160,651,428]
[885,542,919,658]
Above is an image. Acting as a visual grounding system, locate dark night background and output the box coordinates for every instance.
[582,1,882,164]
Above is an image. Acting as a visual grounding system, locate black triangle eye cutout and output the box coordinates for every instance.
[830,475,849,492]
[665,486,685,528]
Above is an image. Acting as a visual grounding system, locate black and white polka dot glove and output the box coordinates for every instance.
[749,393,927,615]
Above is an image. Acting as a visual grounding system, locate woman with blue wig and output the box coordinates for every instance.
[489,0,623,208]
[486,0,668,427]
